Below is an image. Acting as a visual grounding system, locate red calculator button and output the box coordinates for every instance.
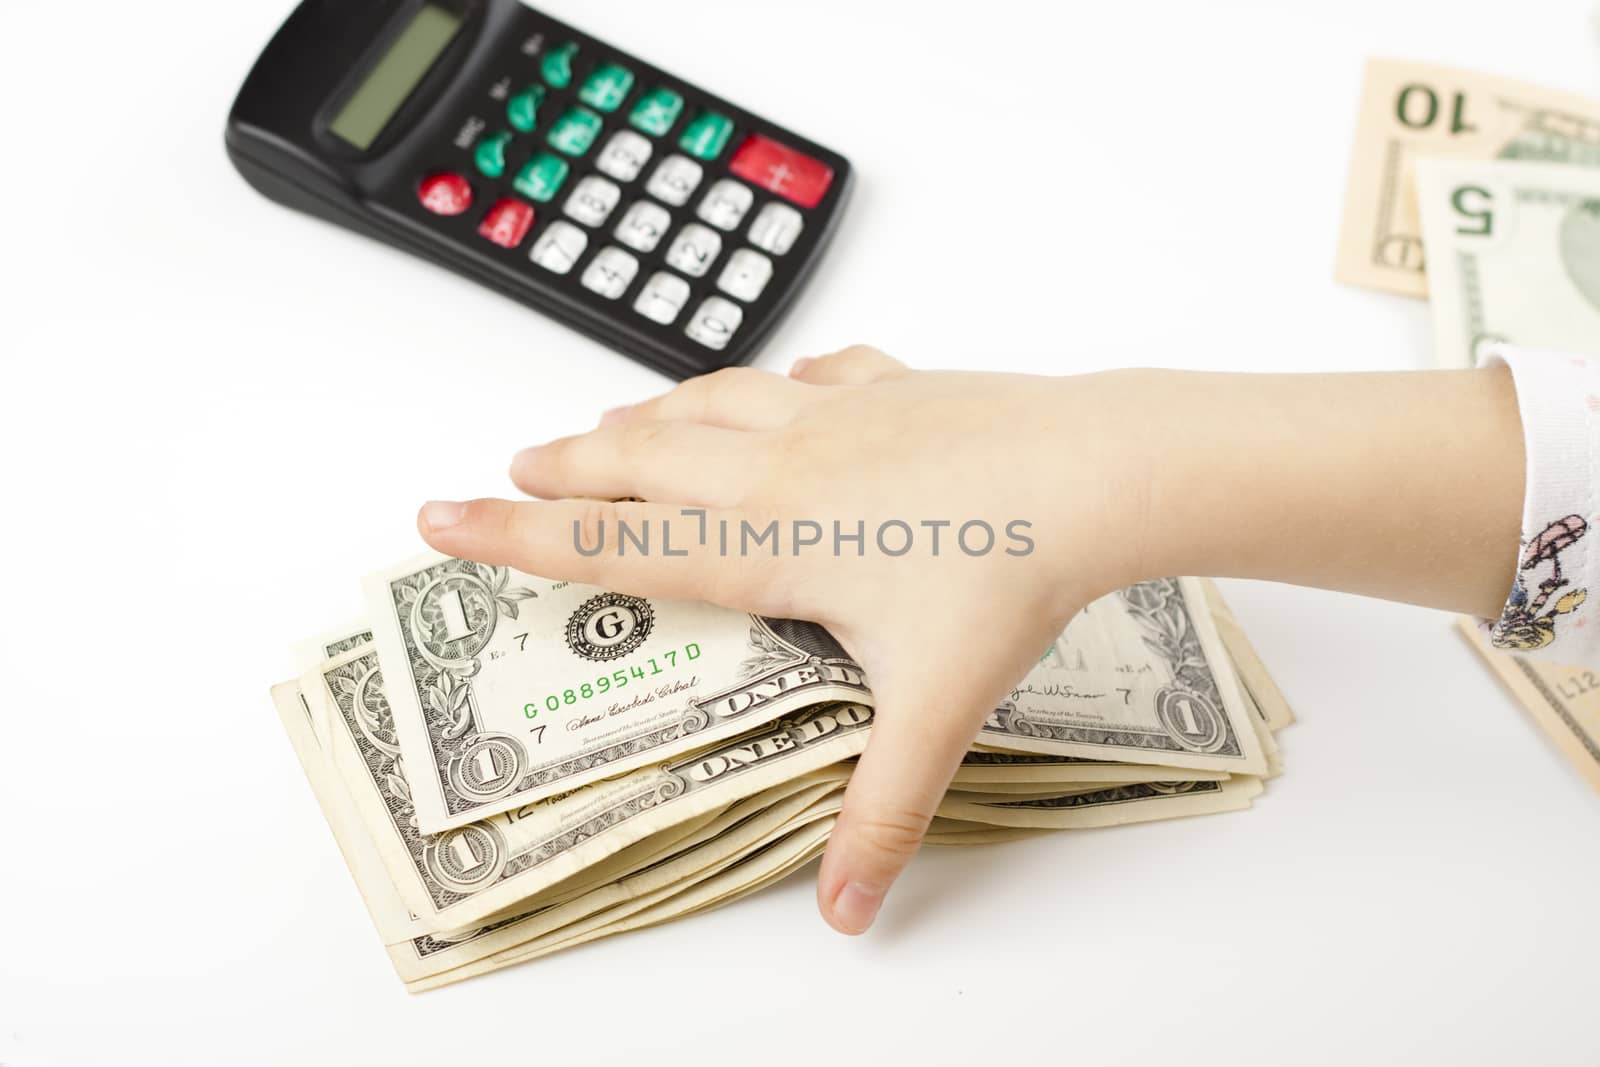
[728,135,833,209]
[418,173,473,216]
[478,198,535,248]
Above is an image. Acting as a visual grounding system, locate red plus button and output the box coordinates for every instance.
[728,135,833,209]
[478,198,535,249]
[418,172,473,215]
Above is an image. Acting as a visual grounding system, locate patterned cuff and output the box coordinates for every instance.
[1481,345,1600,661]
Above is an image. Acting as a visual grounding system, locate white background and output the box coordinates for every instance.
[4,1,1600,1064]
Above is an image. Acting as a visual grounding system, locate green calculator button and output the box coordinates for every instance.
[513,152,569,202]
[629,87,683,136]
[579,63,635,112]
[542,41,578,88]
[678,110,734,160]
[506,85,545,132]
[547,107,603,156]
[474,130,513,178]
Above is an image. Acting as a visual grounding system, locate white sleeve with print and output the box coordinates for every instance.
[1481,345,1600,662]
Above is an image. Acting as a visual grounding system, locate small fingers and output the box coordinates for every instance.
[417,498,785,612]
[815,681,978,935]
[611,366,810,431]
[790,346,908,386]
[511,421,761,507]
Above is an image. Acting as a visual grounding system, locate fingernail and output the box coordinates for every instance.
[420,500,467,532]
[789,357,814,378]
[599,404,632,425]
[830,881,886,935]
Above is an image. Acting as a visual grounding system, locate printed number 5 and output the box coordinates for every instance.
[1451,184,1493,237]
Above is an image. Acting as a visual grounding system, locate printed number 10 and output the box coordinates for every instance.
[1395,84,1477,135]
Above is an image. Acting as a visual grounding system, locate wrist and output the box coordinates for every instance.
[1088,366,1524,616]
[1033,368,1177,604]
[1113,367,1237,587]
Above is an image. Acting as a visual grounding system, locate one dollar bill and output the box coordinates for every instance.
[978,578,1268,776]
[1335,58,1600,298]
[365,554,870,832]
[1416,159,1600,366]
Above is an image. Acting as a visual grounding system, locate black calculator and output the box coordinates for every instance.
[226,0,853,379]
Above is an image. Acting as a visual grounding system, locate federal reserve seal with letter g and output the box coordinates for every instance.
[565,593,654,661]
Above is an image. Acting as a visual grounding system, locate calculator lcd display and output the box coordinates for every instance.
[330,4,462,149]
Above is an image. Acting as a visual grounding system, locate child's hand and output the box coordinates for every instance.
[417,349,1525,932]
[417,347,1146,934]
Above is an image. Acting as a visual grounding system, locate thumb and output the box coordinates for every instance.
[815,677,991,935]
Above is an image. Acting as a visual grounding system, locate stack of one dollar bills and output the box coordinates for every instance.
[1334,58,1600,787]
[275,563,1292,991]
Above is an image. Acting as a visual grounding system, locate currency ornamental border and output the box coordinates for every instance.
[1372,139,1412,272]
[1511,657,1600,768]
[985,780,1223,811]
[990,579,1245,758]
[386,558,866,817]
[960,752,1101,767]
[323,631,375,659]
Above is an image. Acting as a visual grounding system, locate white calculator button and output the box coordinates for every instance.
[717,249,773,302]
[633,271,692,325]
[563,176,621,227]
[697,179,755,231]
[581,246,639,299]
[596,130,653,182]
[747,202,804,255]
[529,221,589,274]
[646,154,703,206]
[665,223,722,277]
[685,296,744,350]
[614,200,672,253]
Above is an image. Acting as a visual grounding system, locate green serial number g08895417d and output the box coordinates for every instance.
[526,643,703,718]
